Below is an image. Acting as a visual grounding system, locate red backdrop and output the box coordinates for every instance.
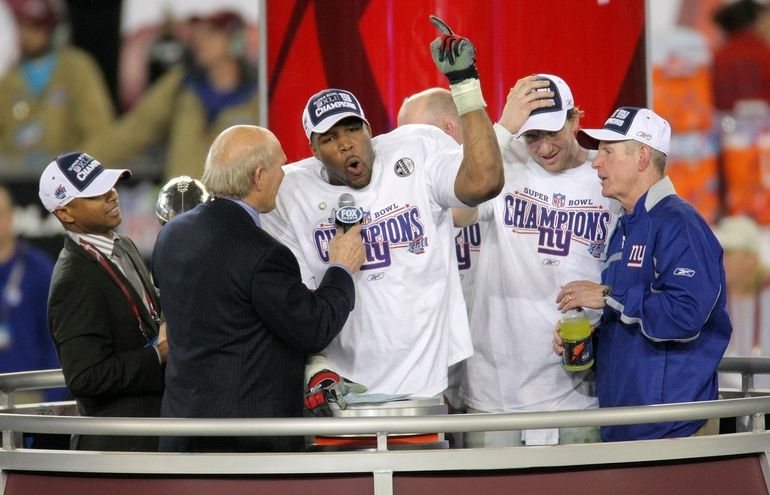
[267,0,647,162]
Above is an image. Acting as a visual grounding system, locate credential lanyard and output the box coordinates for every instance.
[79,239,157,342]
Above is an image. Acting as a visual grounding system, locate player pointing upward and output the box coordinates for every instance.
[261,16,502,407]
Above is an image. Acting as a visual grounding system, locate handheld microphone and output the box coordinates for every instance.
[335,193,364,233]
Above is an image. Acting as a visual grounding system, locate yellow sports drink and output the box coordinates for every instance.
[559,310,594,372]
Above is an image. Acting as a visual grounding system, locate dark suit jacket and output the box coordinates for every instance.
[48,234,164,451]
[153,197,355,452]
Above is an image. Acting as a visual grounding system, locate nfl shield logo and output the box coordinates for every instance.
[552,193,565,207]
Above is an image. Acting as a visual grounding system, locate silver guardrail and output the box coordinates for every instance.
[0,369,65,396]
[0,358,769,451]
[1,359,769,495]
[3,356,768,398]
[720,356,770,374]
[720,356,770,395]
[1,396,769,443]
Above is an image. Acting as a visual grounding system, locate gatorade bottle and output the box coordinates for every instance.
[559,309,594,372]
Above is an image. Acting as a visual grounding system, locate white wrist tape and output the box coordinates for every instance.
[450,78,487,115]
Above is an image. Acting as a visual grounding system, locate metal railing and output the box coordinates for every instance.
[0,357,769,451]
[1,396,769,445]
[0,358,769,495]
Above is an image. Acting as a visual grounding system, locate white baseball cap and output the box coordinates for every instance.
[577,107,671,155]
[38,152,131,212]
[515,74,575,138]
[302,88,369,139]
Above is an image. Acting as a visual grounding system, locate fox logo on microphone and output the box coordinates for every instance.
[335,205,364,225]
[334,193,364,233]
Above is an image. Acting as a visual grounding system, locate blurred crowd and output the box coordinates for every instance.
[0,0,258,180]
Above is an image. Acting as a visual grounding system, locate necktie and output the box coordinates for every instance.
[112,238,149,311]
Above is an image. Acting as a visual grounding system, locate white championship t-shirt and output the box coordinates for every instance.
[262,124,472,398]
[461,139,622,413]
[454,222,482,309]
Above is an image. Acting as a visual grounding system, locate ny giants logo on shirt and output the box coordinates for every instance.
[313,203,427,270]
[502,189,612,258]
[455,223,481,270]
[627,244,646,268]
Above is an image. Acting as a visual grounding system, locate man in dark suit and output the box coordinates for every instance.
[39,152,167,451]
[152,125,365,452]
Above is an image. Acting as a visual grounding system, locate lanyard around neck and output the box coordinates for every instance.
[79,239,157,342]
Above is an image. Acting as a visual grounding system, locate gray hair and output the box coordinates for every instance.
[649,147,667,174]
[201,129,275,198]
[623,140,667,175]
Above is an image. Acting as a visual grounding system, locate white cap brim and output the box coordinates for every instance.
[80,168,131,198]
[515,110,568,138]
[577,127,670,155]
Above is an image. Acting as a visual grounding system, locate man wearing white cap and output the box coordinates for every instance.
[455,74,622,447]
[261,17,503,406]
[39,152,166,451]
[556,107,732,441]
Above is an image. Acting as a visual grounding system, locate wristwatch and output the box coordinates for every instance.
[602,285,612,304]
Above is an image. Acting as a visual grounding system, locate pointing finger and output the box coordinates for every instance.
[429,15,454,35]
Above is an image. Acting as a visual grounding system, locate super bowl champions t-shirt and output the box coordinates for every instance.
[262,124,472,398]
[461,148,622,413]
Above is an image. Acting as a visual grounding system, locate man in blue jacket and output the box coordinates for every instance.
[555,107,731,441]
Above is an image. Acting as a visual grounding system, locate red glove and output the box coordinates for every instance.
[304,369,347,417]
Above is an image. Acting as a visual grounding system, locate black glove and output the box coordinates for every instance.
[429,15,479,85]
[304,369,347,417]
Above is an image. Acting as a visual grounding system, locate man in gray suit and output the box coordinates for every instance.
[153,125,364,452]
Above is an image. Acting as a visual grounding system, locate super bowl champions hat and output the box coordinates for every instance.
[515,74,575,138]
[39,152,131,212]
[577,107,671,155]
[302,88,369,139]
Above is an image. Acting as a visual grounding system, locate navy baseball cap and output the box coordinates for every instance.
[302,88,369,139]
[39,152,130,212]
